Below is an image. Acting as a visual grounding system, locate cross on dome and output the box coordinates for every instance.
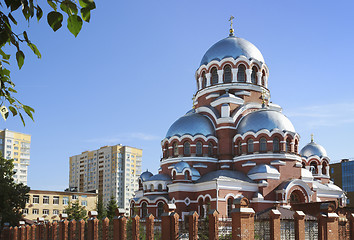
[229,16,235,36]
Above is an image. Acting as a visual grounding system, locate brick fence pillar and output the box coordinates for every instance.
[37,217,45,240]
[25,225,31,240]
[69,219,76,240]
[13,226,18,240]
[113,209,127,240]
[146,214,154,240]
[31,224,36,240]
[59,214,69,240]
[209,210,219,240]
[161,203,179,240]
[19,221,26,240]
[78,219,85,240]
[188,211,199,240]
[52,221,58,240]
[350,213,354,240]
[1,223,10,240]
[318,212,339,240]
[87,211,99,240]
[231,197,255,240]
[132,215,140,240]
[270,209,281,240]
[102,217,109,240]
[294,211,305,240]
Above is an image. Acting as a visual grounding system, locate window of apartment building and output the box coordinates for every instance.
[23,209,29,214]
[53,209,59,215]
[53,196,59,205]
[15,141,19,144]
[32,209,39,214]
[72,195,78,200]
[81,200,87,206]
[63,197,69,205]
[14,152,18,156]
[43,196,49,204]
[62,209,67,214]
[33,195,39,204]
[7,139,12,143]
[14,146,19,150]
[43,209,49,215]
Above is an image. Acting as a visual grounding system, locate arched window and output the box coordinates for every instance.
[196,141,203,156]
[286,139,291,153]
[202,72,207,88]
[237,140,242,155]
[198,199,205,218]
[184,142,190,156]
[211,67,218,85]
[150,184,154,191]
[322,162,328,175]
[157,202,164,218]
[164,143,169,158]
[184,171,190,180]
[223,65,232,83]
[172,171,176,180]
[302,162,306,169]
[251,66,257,84]
[273,137,280,153]
[227,198,233,218]
[237,64,246,82]
[262,70,266,86]
[208,142,213,157]
[173,142,178,157]
[247,139,254,153]
[139,179,143,189]
[310,162,318,174]
[130,202,135,216]
[141,202,148,218]
[259,137,267,153]
[158,184,163,192]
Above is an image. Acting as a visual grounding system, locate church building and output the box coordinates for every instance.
[131,23,346,219]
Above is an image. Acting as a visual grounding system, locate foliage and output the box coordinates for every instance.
[198,215,209,240]
[96,194,106,220]
[105,195,118,219]
[64,200,87,221]
[0,0,95,125]
[0,156,30,226]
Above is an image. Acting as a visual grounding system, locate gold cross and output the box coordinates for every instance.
[229,16,235,36]
[311,133,314,142]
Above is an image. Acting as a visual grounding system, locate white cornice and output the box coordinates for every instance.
[233,153,302,162]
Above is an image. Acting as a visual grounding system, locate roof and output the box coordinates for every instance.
[200,36,264,66]
[196,170,254,183]
[300,141,327,158]
[145,174,171,182]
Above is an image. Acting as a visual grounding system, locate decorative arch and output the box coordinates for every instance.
[237,64,246,82]
[223,65,232,83]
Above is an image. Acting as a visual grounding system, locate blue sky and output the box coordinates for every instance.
[2,0,354,190]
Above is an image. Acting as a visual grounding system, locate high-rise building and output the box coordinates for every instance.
[330,159,353,207]
[69,144,142,212]
[0,129,31,185]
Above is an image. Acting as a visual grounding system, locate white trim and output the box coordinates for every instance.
[161,157,218,165]
[161,135,218,146]
[233,153,302,162]
[206,93,220,100]
[220,165,230,169]
[216,126,237,131]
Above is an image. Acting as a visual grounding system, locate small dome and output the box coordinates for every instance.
[248,164,280,180]
[200,36,264,67]
[140,170,153,182]
[171,161,200,181]
[300,141,327,158]
[237,109,295,134]
[166,110,215,138]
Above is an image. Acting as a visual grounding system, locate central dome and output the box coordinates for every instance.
[200,36,265,66]
[237,109,296,134]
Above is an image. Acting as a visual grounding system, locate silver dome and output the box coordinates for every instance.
[166,110,215,138]
[172,161,200,181]
[300,141,327,158]
[145,174,171,182]
[200,36,264,66]
[237,109,295,134]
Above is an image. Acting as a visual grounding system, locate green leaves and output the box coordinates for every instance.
[47,11,63,32]
[60,0,78,15]
[67,15,83,37]
[27,43,41,59]
[15,51,24,69]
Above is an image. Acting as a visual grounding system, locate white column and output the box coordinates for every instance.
[217,70,223,84]
[264,75,268,88]
[256,72,262,85]
[326,165,330,176]
[318,165,322,175]
[206,73,211,87]
[246,69,252,83]
[232,68,238,82]
[221,104,230,118]
[198,77,202,90]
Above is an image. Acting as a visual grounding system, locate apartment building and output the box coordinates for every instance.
[23,190,97,222]
[69,145,142,213]
[0,129,31,185]
[330,159,353,207]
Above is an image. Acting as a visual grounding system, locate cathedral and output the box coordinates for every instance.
[131,23,346,219]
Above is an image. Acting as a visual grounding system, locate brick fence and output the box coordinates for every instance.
[1,202,354,240]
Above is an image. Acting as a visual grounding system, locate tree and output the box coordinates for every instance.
[0,0,96,125]
[106,195,118,219]
[0,156,30,226]
[96,194,106,219]
[64,200,87,221]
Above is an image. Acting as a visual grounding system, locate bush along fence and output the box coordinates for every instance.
[1,199,354,240]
